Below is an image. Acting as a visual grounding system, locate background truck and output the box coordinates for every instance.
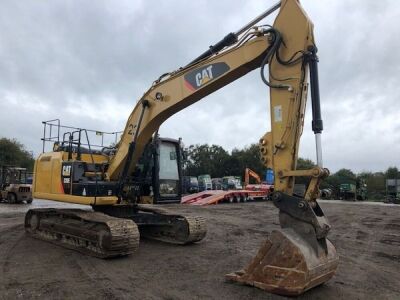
[386,179,400,204]
[212,178,222,190]
[182,176,199,194]
[198,174,212,191]
[222,176,242,190]
[339,179,367,201]
[0,166,33,204]
[339,183,357,200]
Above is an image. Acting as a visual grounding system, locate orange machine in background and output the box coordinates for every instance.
[244,168,273,193]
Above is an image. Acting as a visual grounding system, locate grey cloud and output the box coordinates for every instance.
[0,0,399,173]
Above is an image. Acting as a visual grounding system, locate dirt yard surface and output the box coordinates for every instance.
[0,200,399,300]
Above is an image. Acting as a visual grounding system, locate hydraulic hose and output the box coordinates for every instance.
[259,28,292,91]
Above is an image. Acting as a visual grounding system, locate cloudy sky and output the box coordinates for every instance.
[1,0,399,173]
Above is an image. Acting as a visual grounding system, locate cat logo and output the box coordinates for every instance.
[62,165,71,177]
[184,62,230,91]
[195,65,214,87]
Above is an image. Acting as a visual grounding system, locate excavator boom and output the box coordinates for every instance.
[106,36,273,181]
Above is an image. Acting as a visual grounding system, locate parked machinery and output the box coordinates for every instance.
[244,168,262,186]
[198,174,212,191]
[0,166,33,204]
[244,168,272,193]
[222,176,237,190]
[212,177,223,190]
[182,176,199,194]
[339,179,367,201]
[320,188,333,199]
[386,179,400,203]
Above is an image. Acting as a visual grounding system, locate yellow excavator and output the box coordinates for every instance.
[26,0,338,296]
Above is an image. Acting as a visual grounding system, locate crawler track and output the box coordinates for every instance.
[25,208,139,258]
[94,204,207,245]
[139,214,207,244]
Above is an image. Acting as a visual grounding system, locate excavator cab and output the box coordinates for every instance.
[136,137,183,204]
[37,120,183,204]
[154,138,183,203]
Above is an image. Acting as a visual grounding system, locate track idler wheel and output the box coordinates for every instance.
[226,229,338,296]
[25,210,40,233]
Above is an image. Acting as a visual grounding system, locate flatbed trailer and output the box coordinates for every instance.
[181,189,270,206]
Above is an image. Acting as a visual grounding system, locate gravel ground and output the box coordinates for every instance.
[0,199,399,299]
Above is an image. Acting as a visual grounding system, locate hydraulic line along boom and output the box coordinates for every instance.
[188,2,281,66]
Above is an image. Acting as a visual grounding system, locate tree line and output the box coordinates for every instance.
[0,138,35,171]
[1,137,398,200]
[183,144,263,179]
[184,143,398,200]
[183,143,327,180]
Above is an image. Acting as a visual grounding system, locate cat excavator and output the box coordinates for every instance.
[26,0,338,296]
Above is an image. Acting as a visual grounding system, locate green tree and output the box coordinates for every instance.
[296,158,316,170]
[230,144,265,180]
[183,144,230,178]
[358,171,385,200]
[333,169,357,183]
[184,143,265,180]
[385,167,399,179]
[0,138,35,171]
[324,169,362,198]
[184,143,321,184]
[293,157,316,185]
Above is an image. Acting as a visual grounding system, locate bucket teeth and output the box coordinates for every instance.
[226,230,339,296]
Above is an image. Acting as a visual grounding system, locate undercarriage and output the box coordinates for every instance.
[25,204,207,258]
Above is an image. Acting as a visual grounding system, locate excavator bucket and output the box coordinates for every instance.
[226,229,338,296]
[226,193,339,296]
